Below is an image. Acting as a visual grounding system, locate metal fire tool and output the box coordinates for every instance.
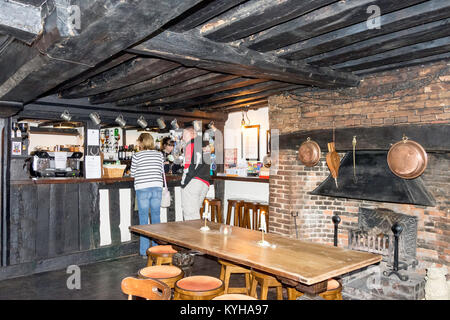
[352,135,357,184]
[292,212,299,239]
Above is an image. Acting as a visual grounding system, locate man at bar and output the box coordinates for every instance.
[180,126,211,220]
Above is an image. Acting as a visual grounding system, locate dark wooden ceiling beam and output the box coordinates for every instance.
[169,0,247,33]
[56,53,136,92]
[333,36,450,72]
[197,85,301,111]
[272,0,450,60]
[164,81,291,108]
[199,0,336,43]
[89,67,208,105]
[0,0,42,45]
[304,18,450,67]
[116,73,239,106]
[59,57,180,98]
[354,52,450,75]
[128,30,360,88]
[221,99,269,112]
[148,78,267,105]
[242,0,425,52]
[0,0,203,103]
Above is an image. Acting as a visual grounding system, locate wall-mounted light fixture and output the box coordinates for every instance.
[137,115,147,129]
[89,112,101,125]
[115,114,126,127]
[157,117,166,129]
[60,110,72,121]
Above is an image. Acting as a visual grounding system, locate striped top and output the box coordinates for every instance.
[130,150,164,190]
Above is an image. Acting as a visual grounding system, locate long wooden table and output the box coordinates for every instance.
[129,220,382,294]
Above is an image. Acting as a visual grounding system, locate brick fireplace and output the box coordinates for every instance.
[267,60,449,284]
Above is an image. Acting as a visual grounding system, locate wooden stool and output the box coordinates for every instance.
[287,279,343,300]
[250,270,283,300]
[213,294,257,300]
[200,198,222,223]
[218,259,252,294]
[121,277,171,300]
[174,275,224,300]
[146,245,177,267]
[242,202,257,229]
[138,265,184,289]
[225,199,245,226]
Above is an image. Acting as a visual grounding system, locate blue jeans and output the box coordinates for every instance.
[136,187,162,256]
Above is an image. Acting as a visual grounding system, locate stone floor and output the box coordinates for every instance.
[0,254,281,300]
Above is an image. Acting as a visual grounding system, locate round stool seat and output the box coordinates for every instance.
[139,265,183,279]
[327,279,341,291]
[213,294,257,300]
[176,276,223,292]
[148,245,177,255]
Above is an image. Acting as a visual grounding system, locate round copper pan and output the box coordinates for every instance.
[298,137,321,167]
[387,137,428,179]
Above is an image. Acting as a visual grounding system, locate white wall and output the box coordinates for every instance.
[224,107,269,161]
[223,107,270,223]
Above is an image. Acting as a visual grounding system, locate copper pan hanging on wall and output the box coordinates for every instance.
[298,137,321,167]
[387,135,428,179]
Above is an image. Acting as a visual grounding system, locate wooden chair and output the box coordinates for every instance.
[138,265,184,289]
[225,199,245,226]
[213,294,257,300]
[200,198,222,223]
[218,259,252,295]
[287,279,343,300]
[250,270,283,300]
[174,275,224,300]
[146,245,177,267]
[121,277,171,300]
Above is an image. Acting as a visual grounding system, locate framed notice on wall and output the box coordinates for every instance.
[241,125,260,161]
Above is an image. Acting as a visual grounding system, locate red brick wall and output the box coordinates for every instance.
[268,61,449,273]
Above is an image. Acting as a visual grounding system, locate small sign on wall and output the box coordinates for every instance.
[12,141,21,156]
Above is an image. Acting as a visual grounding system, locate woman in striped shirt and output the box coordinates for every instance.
[130,133,164,256]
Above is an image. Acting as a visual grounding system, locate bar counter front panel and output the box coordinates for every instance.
[2,175,199,280]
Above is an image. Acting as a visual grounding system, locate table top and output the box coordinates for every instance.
[129,220,382,286]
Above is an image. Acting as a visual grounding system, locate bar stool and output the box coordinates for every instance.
[200,198,222,223]
[254,202,269,231]
[146,245,178,267]
[286,279,343,300]
[121,277,171,300]
[138,265,184,289]
[218,259,252,295]
[174,275,225,300]
[242,202,257,229]
[213,294,257,300]
[250,270,284,300]
[225,199,245,226]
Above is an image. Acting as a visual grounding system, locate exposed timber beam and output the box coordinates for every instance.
[0,0,203,103]
[116,73,239,106]
[0,0,42,45]
[242,0,425,52]
[89,67,209,105]
[272,0,450,60]
[169,0,247,33]
[333,36,450,72]
[59,57,180,98]
[304,18,450,67]
[127,30,360,89]
[199,0,336,43]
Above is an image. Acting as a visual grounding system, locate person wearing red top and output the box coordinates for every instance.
[180,126,211,220]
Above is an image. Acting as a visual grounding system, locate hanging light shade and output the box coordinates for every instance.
[60,110,72,121]
[115,114,126,127]
[137,115,147,129]
[89,112,101,125]
[157,117,166,129]
[171,118,179,130]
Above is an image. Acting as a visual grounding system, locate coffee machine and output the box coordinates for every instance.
[31,151,83,177]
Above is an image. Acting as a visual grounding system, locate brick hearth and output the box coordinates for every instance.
[268,60,449,276]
